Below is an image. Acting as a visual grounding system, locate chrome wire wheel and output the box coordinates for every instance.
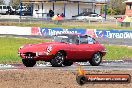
[51,52,65,67]
[89,52,102,66]
[54,52,64,65]
[93,53,101,64]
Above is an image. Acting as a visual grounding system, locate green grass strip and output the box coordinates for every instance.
[104,45,132,60]
[0,37,47,64]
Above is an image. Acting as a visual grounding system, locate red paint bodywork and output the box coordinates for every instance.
[18,35,106,62]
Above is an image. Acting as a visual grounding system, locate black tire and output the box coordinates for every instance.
[51,52,65,67]
[89,52,102,66]
[76,75,87,85]
[63,61,73,66]
[22,59,36,67]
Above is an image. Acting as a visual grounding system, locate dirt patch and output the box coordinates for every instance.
[0,69,131,88]
[0,22,18,26]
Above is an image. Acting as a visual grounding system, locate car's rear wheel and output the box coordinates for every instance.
[63,61,73,66]
[51,52,65,67]
[89,52,102,66]
[22,59,36,67]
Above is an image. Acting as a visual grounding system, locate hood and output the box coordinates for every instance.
[19,42,67,53]
[29,42,66,47]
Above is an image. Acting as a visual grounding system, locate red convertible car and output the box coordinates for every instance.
[18,34,106,67]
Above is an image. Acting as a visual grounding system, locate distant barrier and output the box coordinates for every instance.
[0,26,132,39]
[96,30,132,39]
[32,27,132,39]
[0,26,31,35]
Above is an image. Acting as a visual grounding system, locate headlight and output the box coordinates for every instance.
[102,48,107,52]
[19,45,24,49]
[47,45,52,53]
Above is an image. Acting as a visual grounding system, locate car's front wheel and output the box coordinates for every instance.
[51,52,65,67]
[89,52,102,66]
[22,59,36,67]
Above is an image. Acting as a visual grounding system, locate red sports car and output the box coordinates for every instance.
[18,34,106,67]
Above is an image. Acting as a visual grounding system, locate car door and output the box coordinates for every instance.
[66,36,79,60]
[75,44,89,60]
[71,36,88,60]
[66,43,79,60]
[75,36,96,60]
[85,36,98,60]
[66,43,89,60]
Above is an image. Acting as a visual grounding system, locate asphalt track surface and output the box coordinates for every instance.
[36,61,132,71]
[0,61,132,71]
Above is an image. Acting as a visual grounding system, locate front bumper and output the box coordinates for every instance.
[101,50,107,56]
[18,52,54,61]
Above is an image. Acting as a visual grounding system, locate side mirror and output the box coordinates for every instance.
[76,39,80,45]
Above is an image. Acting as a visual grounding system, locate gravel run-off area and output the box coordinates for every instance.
[0,68,131,88]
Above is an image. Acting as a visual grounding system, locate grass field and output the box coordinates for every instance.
[0,37,48,63]
[0,36,132,63]
[104,45,132,60]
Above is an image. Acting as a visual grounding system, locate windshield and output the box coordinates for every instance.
[53,35,69,43]
[80,36,95,44]
[52,34,94,44]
